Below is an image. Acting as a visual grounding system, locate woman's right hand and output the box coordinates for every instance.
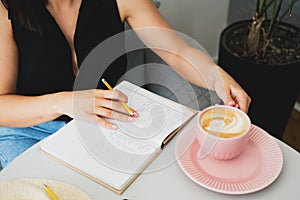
[56,89,138,130]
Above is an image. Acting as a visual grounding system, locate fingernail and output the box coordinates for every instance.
[133,111,139,117]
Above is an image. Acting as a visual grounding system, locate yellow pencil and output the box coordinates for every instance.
[101,78,134,116]
[43,184,59,200]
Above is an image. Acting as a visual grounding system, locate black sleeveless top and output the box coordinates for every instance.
[8,0,127,96]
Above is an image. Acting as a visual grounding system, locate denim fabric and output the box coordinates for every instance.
[0,120,67,170]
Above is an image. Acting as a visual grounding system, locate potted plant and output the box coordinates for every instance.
[218,0,300,139]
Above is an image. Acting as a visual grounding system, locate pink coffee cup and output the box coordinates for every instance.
[196,105,251,160]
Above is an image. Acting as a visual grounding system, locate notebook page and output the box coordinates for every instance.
[114,81,196,147]
[77,120,158,173]
[41,120,158,190]
[41,81,195,191]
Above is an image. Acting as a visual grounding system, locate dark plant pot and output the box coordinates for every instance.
[218,20,300,140]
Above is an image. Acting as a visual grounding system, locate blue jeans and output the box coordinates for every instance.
[0,120,68,170]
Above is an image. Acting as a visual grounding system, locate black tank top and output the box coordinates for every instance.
[8,0,127,96]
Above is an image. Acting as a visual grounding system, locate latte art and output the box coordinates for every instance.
[200,107,249,138]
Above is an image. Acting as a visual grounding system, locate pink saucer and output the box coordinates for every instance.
[175,124,283,194]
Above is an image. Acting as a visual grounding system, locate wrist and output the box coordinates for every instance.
[48,91,73,117]
[207,65,221,90]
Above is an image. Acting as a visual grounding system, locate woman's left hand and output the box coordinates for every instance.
[213,66,251,113]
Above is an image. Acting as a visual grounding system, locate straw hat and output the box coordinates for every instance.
[0,179,92,200]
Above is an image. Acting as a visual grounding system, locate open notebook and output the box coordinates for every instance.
[40,81,197,194]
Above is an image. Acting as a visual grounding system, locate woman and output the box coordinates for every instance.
[0,0,251,169]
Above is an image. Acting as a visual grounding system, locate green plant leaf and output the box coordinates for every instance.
[278,0,299,22]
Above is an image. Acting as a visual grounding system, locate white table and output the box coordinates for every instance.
[0,124,300,200]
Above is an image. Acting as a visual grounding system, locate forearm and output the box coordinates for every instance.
[154,47,219,90]
[0,92,71,127]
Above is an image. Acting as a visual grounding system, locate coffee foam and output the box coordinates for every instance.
[200,107,249,138]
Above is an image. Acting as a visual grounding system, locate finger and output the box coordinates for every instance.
[95,90,139,117]
[95,107,135,122]
[226,101,237,107]
[95,98,127,113]
[237,95,251,113]
[96,116,118,130]
[95,98,139,118]
[227,87,251,113]
[222,86,238,108]
[131,109,139,118]
[98,89,128,102]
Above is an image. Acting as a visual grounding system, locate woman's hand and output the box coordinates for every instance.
[57,89,138,130]
[212,66,251,113]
